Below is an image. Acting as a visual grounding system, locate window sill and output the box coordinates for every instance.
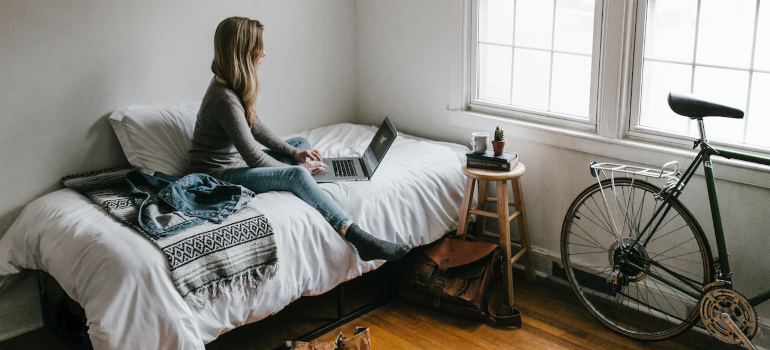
[447,109,770,189]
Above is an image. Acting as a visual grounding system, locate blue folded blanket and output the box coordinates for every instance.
[61,166,278,307]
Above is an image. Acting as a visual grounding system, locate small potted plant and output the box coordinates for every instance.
[492,125,505,156]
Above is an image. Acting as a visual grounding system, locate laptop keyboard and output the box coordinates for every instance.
[332,159,358,177]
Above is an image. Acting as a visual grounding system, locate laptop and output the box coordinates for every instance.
[312,117,398,183]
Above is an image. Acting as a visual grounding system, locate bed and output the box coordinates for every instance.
[0,103,470,350]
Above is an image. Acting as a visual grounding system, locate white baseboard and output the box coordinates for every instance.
[517,244,769,350]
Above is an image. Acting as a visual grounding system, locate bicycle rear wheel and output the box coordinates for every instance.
[561,178,713,340]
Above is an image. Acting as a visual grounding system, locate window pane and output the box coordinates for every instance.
[644,0,698,62]
[515,0,554,49]
[553,0,595,54]
[746,73,770,147]
[755,1,770,71]
[474,0,596,121]
[479,0,515,45]
[551,53,591,117]
[636,1,766,149]
[478,44,512,103]
[692,66,749,143]
[512,48,550,109]
[639,61,693,134]
[696,0,756,69]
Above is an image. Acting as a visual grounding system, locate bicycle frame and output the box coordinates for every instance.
[623,122,770,307]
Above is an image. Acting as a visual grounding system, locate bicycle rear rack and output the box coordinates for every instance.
[588,161,680,247]
[590,161,679,180]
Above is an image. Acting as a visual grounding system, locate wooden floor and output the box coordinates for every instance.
[0,272,743,350]
[305,276,741,350]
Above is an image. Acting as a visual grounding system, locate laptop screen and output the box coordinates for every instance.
[362,118,397,176]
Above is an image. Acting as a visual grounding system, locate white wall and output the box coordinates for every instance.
[355,0,770,347]
[2,0,769,345]
[0,0,357,339]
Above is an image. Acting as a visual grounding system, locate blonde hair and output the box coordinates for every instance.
[211,17,264,127]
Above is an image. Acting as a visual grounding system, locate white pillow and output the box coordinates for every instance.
[108,102,201,177]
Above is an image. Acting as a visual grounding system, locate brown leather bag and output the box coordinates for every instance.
[398,236,521,327]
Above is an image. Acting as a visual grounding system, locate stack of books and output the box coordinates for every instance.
[466,150,519,171]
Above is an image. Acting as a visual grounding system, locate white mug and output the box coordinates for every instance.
[469,132,489,154]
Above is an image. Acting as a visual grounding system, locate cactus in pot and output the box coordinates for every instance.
[494,126,505,142]
[492,125,505,155]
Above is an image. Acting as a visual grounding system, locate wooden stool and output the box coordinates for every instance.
[456,163,535,307]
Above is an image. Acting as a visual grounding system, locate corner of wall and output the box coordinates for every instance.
[352,0,363,125]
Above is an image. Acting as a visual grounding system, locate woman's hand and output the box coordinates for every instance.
[301,161,327,175]
[295,149,323,163]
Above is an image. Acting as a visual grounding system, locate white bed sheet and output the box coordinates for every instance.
[0,123,468,350]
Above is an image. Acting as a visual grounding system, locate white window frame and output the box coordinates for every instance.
[463,0,770,158]
[468,0,605,131]
[627,0,770,155]
[451,0,770,188]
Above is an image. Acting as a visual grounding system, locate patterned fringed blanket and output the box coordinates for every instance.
[61,166,277,308]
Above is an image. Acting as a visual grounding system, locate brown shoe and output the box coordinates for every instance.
[286,336,337,350]
[287,327,371,350]
[335,327,371,350]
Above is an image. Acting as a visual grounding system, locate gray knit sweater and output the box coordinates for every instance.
[187,78,300,177]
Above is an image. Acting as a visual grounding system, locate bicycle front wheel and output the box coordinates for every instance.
[561,178,713,341]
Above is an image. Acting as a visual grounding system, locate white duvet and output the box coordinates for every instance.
[0,123,468,350]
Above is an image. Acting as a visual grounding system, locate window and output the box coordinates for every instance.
[631,0,770,150]
[472,0,601,127]
[470,0,770,152]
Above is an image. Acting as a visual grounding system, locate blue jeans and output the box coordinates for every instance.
[220,137,351,231]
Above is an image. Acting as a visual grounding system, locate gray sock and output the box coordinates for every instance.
[345,223,411,261]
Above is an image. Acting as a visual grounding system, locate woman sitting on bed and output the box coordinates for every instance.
[187,16,410,261]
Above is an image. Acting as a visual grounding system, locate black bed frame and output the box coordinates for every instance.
[37,257,409,350]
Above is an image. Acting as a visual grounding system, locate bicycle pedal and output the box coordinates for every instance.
[720,313,757,350]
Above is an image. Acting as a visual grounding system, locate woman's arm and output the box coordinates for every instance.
[249,119,326,173]
[216,99,289,168]
[249,118,300,158]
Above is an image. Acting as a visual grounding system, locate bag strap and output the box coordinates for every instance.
[423,235,522,327]
[421,237,498,268]
[432,259,450,307]
[486,254,522,328]
[487,282,522,327]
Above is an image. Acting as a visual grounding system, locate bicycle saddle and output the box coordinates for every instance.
[668,92,744,119]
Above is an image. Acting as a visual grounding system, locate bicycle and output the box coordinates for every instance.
[560,92,770,349]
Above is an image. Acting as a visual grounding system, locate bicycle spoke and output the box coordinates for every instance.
[561,178,710,340]
[650,236,696,260]
[621,281,691,324]
[620,183,639,239]
[650,271,698,323]
[570,220,611,248]
[565,240,605,250]
[570,250,610,256]
[574,267,612,287]
[590,194,619,236]
[630,188,650,240]
[649,276,684,320]
[637,284,649,325]
[648,258,704,287]
[654,250,702,263]
[647,214,687,244]
[643,278,671,322]
[583,200,616,237]
[571,265,613,269]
